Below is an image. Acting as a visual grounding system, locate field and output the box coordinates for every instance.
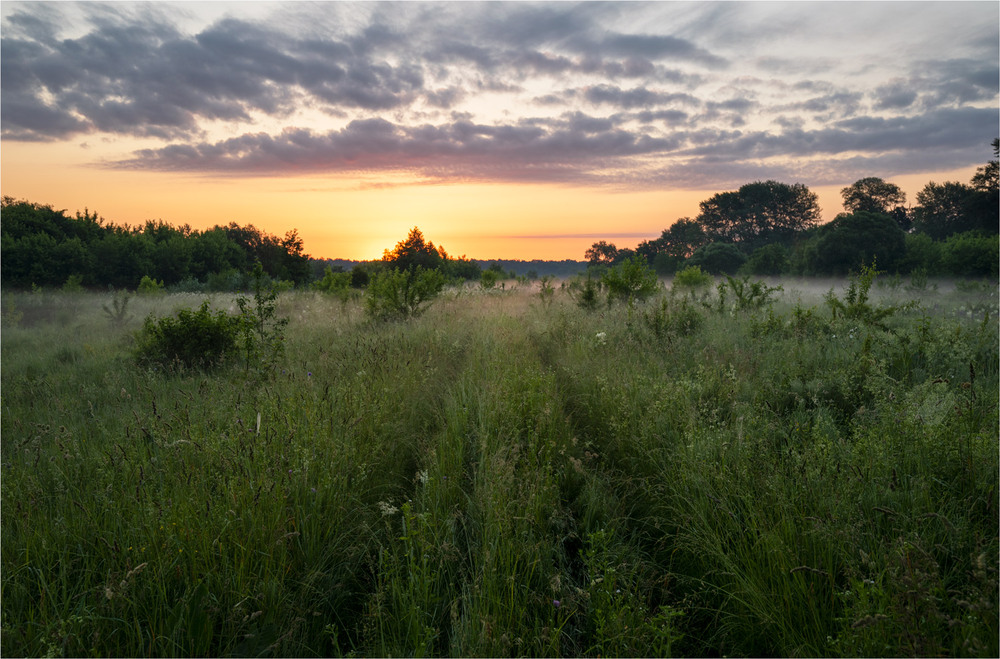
[1,275,997,657]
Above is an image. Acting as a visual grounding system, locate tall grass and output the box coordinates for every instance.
[1,278,996,657]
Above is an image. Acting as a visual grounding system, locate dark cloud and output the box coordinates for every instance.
[2,1,996,190]
[110,115,680,185]
[598,32,728,68]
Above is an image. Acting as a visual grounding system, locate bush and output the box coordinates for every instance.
[569,274,602,310]
[672,265,713,290]
[481,269,501,290]
[940,231,999,277]
[137,275,165,295]
[739,244,789,276]
[602,255,659,304]
[365,267,446,320]
[134,301,240,370]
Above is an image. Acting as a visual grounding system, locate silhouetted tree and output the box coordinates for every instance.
[840,177,906,214]
[383,227,446,272]
[696,180,820,251]
[585,240,619,266]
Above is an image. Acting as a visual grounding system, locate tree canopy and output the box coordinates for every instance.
[696,180,821,251]
[840,177,906,214]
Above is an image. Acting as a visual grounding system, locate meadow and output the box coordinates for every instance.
[1,274,997,657]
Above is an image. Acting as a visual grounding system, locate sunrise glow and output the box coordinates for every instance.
[2,1,996,261]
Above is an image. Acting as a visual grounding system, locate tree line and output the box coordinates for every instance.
[2,140,995,292]
[0,197,311,290]
[589,139,999,278]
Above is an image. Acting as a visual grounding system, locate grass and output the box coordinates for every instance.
[1,276,997,657]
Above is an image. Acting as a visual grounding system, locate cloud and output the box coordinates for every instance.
[2,1,996,191]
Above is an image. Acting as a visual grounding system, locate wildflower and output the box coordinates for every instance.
[553,599,561,608]
[307,371,312,377]
[595,331,607,345]
[378,501,399,516]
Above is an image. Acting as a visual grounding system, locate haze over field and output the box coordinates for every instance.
[2,1,997,260]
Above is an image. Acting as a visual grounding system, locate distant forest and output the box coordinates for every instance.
[2,140,996,291]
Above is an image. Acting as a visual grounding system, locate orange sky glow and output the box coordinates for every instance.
[2,2,995,262]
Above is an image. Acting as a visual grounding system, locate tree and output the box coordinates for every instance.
[970,138,999,194]
[696,180,820,251]
[585,240,619,266]
[602,254,659,304]
[840,177,906,214]
[805,211,905,276]
[912,181,982,239]
[637,218,708,274]
[383,227,446,272]
[739,243,790,276]
[686,242,746,274]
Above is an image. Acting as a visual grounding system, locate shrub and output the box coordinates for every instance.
[137,275,165,295]
[672,265,713,290]
[739,243,790,275]
[480,269,501,290]
[602,255,659,304]
[313,266,355,304]
[940,231,999,277]
[237,263,289,374]
[134,301,240,370]
[716,275,783,313]
[365,267,446,320]
[823,261,915,329]
[569,274,602,310]
[62,274,85,292]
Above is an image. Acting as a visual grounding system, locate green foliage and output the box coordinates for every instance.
[134,301,240,371]
[601,255,659,304]
[840,177,906,214]
[739,243,790,276]
[0,197,309,290]
[312,266,356,306]
[61,274,85,292]
[823,261,914,328]
[687,242,747,274]
[806,211,906,276]
[538,275,556,305]
[716,275,783,313]
[672,265,713,289]
[939,231,999,277]
[480,268,501,290]
[913,180,997,239]
[137,275,165,295]
[236,263,289,375]
[640,295,705,342]
[365,267,446,320]
[696,180,821,250]
[568,274,602,311]
[2,284,997,658]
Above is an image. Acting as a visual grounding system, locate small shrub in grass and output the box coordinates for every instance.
[480,268,501,290]
[137,274,165,295]
[641,296,704,342]
[569,274,602,310]
[365,267,446,320]
[715,275,783,313]
[824,260,916,329]
[602,255,659,304]
[134,301,240,370]
[672,265,713,290]
[236,262,289,374]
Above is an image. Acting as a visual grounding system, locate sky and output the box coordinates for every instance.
[2,1,997,261]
